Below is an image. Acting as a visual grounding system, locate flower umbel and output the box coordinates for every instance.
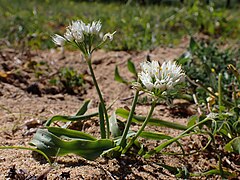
[52,20,115,56]
[138,60,185,95]
[62,20,102,42]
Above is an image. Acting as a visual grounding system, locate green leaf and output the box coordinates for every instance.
[30,129,114,160]
[44,112,98,127]
[47,127,96,140]
[133,140,146,156]
[114,66,128,84]
[140,131,185,155]
[75,100,91,116]
[218,122,232,138]
[127,59,137,76]
[176,56,190,65]
[187,115,198,128]
[228,64,240,84]
[140,131,172,140]
[62,100,92,128]
[233,121,240,134]
[114,131,136,145]
[189,37,198,52]
[109,112,120,138]
[224,137,240,154]
[144,117,212,158]
[116,108,187,130]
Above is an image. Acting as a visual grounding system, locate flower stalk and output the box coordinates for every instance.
[52,19,116,139]
[122,100,156,153]
[119,90,140,148]
[86,56,110,138]
[120,60,185,153]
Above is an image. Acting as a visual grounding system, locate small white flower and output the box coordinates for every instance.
[138,71,154,91]
[140,60,159,78]
[90,20,102,34]
[159,61,185,89]
[63,29,73,41]
[103,31,116,41]
[138,60,185,93]
[83,23,91,34]
[65,20,84,42]
[52,34,65,46]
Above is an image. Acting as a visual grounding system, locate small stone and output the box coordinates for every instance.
[48,94,65,100]
[24,119,41,129]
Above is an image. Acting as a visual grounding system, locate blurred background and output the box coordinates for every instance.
[0,0,239,50]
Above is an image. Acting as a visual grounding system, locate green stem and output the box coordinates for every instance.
[144,117,213,158]
[123,101,156,153]
[86,56,110,139]
[119,90,139,148]
[99,102,106,139]
[218,73,223,114]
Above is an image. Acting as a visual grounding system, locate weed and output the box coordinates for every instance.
[49,67,85,95]
[177,37,239,106]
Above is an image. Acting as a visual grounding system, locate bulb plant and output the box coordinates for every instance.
[28,19,188,161]
[120,60,185,153]
[52,20,115,139]
[30,20,117,160]
[1,19,239,179]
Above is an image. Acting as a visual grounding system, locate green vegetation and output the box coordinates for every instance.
[49,67,85,95]
[0,1,240,178]
[0,0,239,50]
[177,38,240,104]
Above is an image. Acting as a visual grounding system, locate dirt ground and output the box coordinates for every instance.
[0,40,239,179]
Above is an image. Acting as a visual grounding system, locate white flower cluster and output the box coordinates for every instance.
[138,60,185,93]
[52,20,115,46]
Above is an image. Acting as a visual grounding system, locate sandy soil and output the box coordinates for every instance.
[0,42,239,179]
